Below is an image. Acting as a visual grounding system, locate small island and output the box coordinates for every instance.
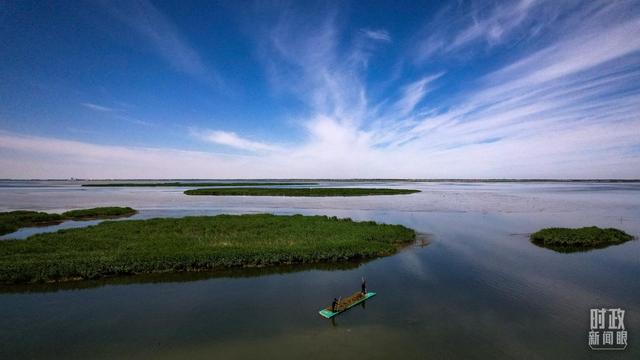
[0,207,137,236]
[530,226,634,252]
[0,214,416,284]
[184,187,420,196]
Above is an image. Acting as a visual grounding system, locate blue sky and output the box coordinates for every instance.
[1,0,639,179]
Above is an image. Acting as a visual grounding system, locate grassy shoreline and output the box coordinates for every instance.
[530,226,634,252]
[184,187,420,196]
[0,207,136,236]
[82,182,317,187]
[0,214,416,284]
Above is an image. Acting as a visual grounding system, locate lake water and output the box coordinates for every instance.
[0,181,639,359]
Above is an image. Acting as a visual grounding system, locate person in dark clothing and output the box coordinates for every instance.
[361,277,367,295]
[331,298,339,312]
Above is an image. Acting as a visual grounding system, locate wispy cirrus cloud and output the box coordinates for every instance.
[198,130,280,152]
[414,0,560,62]
[392,73,443,118]
[82,103,115,112]
[361,29,391,42]
[259,8,375,125]
[98,0,220,86]
[487,17,640,86]
[447,0,539,49]
[82,102,151,126]
[236,0,640,178]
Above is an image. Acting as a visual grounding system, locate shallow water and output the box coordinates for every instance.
[0,181,638,359]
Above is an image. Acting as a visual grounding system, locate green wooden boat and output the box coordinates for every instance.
[318,291,376,318]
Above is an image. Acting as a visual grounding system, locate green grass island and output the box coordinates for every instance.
[530,226,634,252]
[82,182,318,187]
[0,207,137,236]
[184,187,421,196]
[0,214,416,284]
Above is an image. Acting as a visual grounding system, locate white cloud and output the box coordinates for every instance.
[82,103,151,126]
[414,0,559,62]
[115,115,152,126]
[361,29,391,42]
[199,130,280,152]
[488,18,640,86]
[447,0,538,50]
[262,11,367,125]
[0,131,265,179]
[393,73,443,117]
[82,103,115,112]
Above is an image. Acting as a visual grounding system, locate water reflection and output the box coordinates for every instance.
[0,260,371,294]
[530,240,634,253]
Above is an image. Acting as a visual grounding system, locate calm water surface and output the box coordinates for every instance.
[0,181,638,359]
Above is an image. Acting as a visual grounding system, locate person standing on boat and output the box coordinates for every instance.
[331,298,339,312]
[361,277,367,295]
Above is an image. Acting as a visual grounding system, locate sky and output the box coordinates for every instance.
[1,0,639,179]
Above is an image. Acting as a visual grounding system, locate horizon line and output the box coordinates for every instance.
[2,178,639,182]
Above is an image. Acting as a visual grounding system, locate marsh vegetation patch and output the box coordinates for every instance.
[0,214,416,284]
[530,226,634,252]
[0,207,136,236]
[184,187,420,197]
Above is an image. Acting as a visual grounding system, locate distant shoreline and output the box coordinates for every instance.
[1,178,639,183]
